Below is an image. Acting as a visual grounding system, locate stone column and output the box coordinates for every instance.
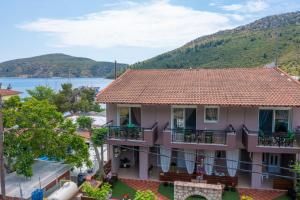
[251,152,262,188]
[111,145,119,175]
[139,146,149,180]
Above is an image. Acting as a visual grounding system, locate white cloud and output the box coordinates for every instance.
[221,0,269,13]
[19,1,237,49]
[222,4,243,11]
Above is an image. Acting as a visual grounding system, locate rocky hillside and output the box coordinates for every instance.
[132,11,300,75]
[0,53,128,78]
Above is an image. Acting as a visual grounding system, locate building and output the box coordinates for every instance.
[96,67,300,189]
[0,89,21,101]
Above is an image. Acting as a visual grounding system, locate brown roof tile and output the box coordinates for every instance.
[96,68,300,106]
[0,89,21,97]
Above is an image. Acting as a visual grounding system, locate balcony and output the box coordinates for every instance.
[108,126,144,140]
[242,125,300,153]
[162,124,237,150]
[107,122,158,147]
[172,129,227,144]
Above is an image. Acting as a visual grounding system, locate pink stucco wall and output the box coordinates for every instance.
[107,104,261,131]
[106,104,300,134]
[251,152,262,188]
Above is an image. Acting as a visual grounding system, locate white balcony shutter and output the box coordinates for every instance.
[226,150,239,177]
[184,149,196,174]
[204,150,215,175]
[160,146,171,173]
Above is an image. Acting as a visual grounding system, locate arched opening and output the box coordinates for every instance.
[186,195,207,200]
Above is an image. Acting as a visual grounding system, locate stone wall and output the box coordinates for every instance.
[174,181,222,200]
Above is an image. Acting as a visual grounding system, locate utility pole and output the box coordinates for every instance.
[114,60,117,80]
[0,95,5,200]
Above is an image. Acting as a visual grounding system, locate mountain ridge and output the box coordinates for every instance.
[132,11,300,75]
[0,53,128,78]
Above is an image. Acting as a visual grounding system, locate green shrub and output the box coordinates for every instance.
[134,190,157,200]
[82,182,111,200]
[77,116,93,130]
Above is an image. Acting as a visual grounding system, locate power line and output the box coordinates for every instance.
[110,144,298,180]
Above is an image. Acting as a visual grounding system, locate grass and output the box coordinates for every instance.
[158,183,240,200]
[111,180,136,199]
[222,191,240,200]
[158,183,174,200]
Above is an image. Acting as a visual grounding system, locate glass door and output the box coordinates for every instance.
[268,154,281,173]
[259,110,273,135]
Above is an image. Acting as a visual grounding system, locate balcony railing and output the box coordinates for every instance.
[108,125,144,141]
[171,125,235,145]
[242,124,299,148]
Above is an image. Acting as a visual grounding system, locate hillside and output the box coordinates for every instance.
[0,54,128,78]
[132,11,300,75]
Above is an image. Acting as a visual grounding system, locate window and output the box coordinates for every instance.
[119,107,129,126]
[259,108,290,134]
[274,110,289,132]
[204,106,219,123]
[118,106,141,126]
[172,107,196,129]
[173,108,184,129]
[259,110,273,135]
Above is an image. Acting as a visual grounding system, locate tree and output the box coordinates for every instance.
[134,190,157,200]
[3,97,91,177]
[293,162,300,198]
[54,83,104,114]
[91,127,108,179]
[27,86,56,103]
[77,116,94,130]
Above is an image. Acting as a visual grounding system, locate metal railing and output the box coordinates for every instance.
[258,133,297,147]
[171,126,234,144]
[242,124,299,147]
[108,125,145,141]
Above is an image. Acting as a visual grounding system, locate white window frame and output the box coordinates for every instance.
[204,106,220,123]
[258,107,291,132]
[117,104,141,126]
[171,105,197,129]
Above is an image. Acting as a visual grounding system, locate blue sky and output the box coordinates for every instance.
[1,0,299,64]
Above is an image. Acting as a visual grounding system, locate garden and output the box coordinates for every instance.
[81,179,292,200]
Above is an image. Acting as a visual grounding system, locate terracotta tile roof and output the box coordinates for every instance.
[96,67,300,106]
[76,130,91,140]
[0,89,21,97]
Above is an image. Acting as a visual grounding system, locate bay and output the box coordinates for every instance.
[0,77,113,98]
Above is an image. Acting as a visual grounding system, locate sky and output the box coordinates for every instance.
[1,0,300,64]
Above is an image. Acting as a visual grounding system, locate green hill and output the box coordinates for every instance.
[0,53,128,78]
[132,11,300,75]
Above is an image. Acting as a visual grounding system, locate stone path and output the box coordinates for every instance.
[238,188,286,200]
[120,178,169,200]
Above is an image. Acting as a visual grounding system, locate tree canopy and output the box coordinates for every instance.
[77,116,94,130]
[3,96,91,177]
[27,83,104,114]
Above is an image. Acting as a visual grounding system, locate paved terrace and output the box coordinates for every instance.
[1,160,70,199]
